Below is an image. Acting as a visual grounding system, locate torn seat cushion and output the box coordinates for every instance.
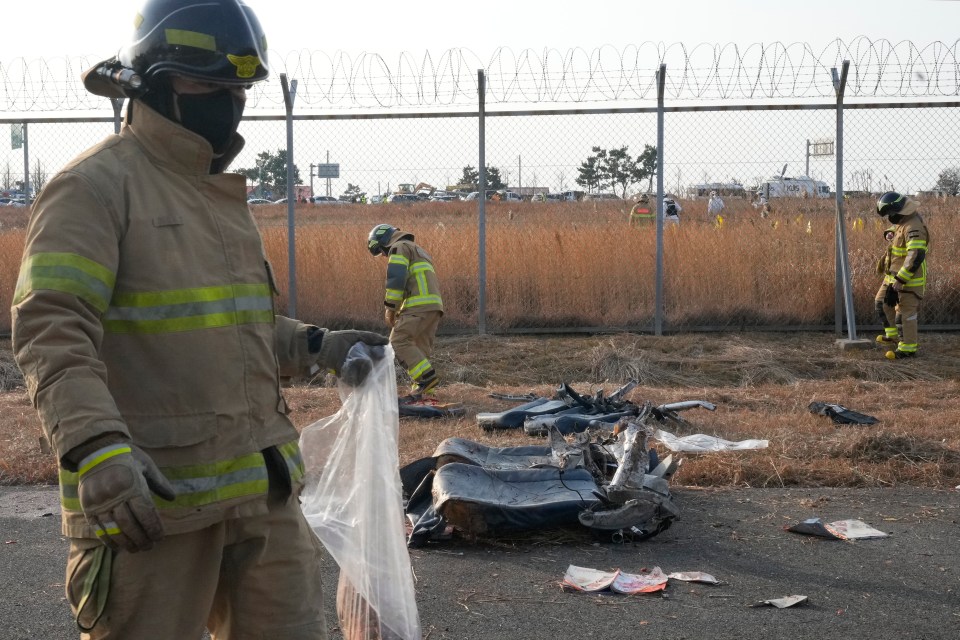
[433,437,554,470]
[432,463,602,535]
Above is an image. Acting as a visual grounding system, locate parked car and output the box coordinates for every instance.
[311,195,340,204]
[429,194,459,202]
[246,198,273,205]
[583,192,622,201]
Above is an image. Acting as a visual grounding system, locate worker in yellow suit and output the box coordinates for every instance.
[368,224,444,400]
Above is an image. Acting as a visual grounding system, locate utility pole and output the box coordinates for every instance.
[326,150,331,197]
[309,163,315,200]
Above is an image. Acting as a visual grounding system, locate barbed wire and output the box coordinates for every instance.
[2,38,959,113]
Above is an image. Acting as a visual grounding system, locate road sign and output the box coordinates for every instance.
[810,140,834,156]
[316,163,339,178]
[11,124,22,149]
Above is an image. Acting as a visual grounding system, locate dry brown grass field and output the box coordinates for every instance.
[2,195,957,334]
[2,331,959,490]
[2,197,958,490]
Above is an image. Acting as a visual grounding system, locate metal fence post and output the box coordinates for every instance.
[21,122,29,203]
[478,69,487,335]
[281,73,298,318]
[832,61,857,340]
[655,64,666,336]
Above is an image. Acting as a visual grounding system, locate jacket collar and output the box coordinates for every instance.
[122,100,245,176]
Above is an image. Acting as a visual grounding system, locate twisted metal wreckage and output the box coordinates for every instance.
[401,382,722,547]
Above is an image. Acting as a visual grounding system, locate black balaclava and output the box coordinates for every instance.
[140,76,244,155]
[174,88,245,154]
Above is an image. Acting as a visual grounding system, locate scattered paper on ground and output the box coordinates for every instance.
[755,595,808,608]
[655,429,769,452]
[563,565,668,594]
[788,518,889,540]
[668,571,719,584]
[563,565,619,592]
[611,567,668,594]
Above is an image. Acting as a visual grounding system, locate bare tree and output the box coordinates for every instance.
[2,163,13,192]
[32,158,47,194]
[851,169,874,193]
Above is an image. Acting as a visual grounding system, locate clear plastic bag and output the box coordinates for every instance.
[300,343,421,640]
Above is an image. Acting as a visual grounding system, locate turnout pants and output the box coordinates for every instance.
[875,284,922,353]
[390,310,442,392]
[66,486,328,639]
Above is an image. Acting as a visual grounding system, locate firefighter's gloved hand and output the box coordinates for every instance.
[76,443,176,553]
[384,308,396,328]
[883,284,900,307]
[316,330,389,384]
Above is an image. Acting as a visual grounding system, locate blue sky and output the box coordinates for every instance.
[4,0,959,59]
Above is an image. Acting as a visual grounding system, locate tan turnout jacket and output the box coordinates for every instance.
[382,232,443,314]
[12,102,316,538]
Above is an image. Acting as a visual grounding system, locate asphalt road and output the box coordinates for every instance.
[2,486,958,640]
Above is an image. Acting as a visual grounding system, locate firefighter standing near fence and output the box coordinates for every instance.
[629,193,655,225]
[11,1,388,638]
[874,191,930,359]
[368,224,445,401]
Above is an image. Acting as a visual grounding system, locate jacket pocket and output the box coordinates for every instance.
[124,412,218,448]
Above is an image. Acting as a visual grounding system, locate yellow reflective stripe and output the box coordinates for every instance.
[165,28,216,51]
[95,522,121,538]
[906,240,927,250]
[14,252,116,312]
[388,254,410,267]
[78,444,131,476]
[898,342,918,352]
[401,294,442,308]
[110,283,270,307]
[408,358,431,379]
[890,247,907,256]
[104,283,273,334]
[277,440,305,484]
[385,289,404,302]
[60,452,272,512]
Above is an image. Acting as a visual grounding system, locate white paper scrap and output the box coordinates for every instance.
[655,429,769,452]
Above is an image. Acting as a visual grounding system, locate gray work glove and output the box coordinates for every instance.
[76,443,176,553]
[314,329,389,385]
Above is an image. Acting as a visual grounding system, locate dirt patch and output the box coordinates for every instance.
[2,333,960,488]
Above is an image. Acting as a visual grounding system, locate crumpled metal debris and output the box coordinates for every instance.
[808,401,878,425]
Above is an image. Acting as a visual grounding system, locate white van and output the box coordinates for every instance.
[756,175,830,198]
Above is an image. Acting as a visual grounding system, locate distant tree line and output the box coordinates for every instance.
[575,145,657,198]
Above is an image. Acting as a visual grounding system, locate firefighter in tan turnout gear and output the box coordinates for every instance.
[11,1,386,637]
[368,224,445,401]
[874,191,930,359]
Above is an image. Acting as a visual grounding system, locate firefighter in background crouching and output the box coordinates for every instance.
[368,224,445,401]
[874,192,930,359]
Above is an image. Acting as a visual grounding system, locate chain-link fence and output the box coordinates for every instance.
[1,45,958,335]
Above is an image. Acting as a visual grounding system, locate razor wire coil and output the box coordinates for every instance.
[2,38,960,113]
